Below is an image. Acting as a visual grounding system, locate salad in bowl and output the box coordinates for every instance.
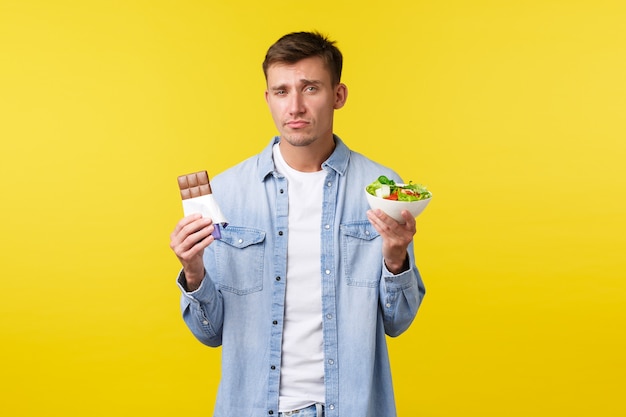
[365,175,432,222]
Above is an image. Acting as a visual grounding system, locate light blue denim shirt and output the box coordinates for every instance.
[177,135,426,417]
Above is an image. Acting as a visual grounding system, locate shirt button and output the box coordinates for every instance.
[280,189,284,193]
[273,320,278,325]
[327,182,332,187]
[365,230,370,235]
[278,230,283,236]
[326,314,332,319]
[328,359,334,365]
[328,404,335,410]
[325,269,331,275]
[271,365,276,370]
[275,276,281,281]
[238,238,243,244]
[269,411,274,415]
[324,224,330,230]
[386,303,392,308]
[202,320,209,325]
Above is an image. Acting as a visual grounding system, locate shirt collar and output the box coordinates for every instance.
[256,135,350,182]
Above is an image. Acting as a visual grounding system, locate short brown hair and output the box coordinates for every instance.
[262,31,343,86]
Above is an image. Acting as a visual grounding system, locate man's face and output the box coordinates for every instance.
[265,56,347,148]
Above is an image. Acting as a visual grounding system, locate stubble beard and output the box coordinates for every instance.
[280,131,318,148]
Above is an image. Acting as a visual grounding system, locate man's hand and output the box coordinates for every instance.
[170,213,215,291]
[366,208,416,274]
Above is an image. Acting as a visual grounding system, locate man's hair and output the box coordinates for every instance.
[262,31,343,86]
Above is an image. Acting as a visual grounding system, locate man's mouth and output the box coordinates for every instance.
[285,120,310,129]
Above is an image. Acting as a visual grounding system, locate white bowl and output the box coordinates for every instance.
[365,187,432,223]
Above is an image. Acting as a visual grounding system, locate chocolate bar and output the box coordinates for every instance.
[177,170,212,200]
[177,170,228,239]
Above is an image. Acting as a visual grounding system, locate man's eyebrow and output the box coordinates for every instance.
[300,78,323,86]
[269,83,287,91]
[269,79,323,90]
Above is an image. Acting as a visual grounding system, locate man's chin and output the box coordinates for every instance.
[280,133,317,147]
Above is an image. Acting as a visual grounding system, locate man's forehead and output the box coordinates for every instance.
[266,57,331,83]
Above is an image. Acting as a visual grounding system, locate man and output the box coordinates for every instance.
[170,31,426,417]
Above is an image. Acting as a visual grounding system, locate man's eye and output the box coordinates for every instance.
[276,90,286,95]
[305,86,317,92]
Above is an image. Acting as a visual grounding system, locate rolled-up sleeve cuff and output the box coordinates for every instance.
[176,269,215,304]
[382,259,416,290]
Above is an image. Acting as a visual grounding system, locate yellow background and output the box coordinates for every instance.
[1,1,624,416]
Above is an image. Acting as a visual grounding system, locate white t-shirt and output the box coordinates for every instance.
[273,144,326,411]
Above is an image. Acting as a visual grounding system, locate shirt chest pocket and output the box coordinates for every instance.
[340,221,381,287]
[213,226,266,295]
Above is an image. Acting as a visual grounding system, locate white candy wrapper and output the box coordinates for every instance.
[182,194,228,239]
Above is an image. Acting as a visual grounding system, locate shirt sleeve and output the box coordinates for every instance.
[177,269,224,347]
[379,248,426,337]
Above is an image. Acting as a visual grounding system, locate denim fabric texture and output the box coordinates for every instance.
[177,136,426,417]
[280,403,324,416]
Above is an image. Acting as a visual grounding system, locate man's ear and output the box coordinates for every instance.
[334,83,348,109]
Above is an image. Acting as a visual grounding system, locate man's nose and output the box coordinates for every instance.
[288,93,305,115]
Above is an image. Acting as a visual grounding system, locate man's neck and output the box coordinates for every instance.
[279,136,335,172]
